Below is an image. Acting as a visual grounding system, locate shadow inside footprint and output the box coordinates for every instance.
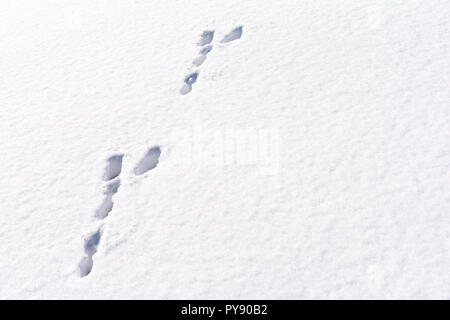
[180,72,199,95]
[193,55,207,67]
[95,180,120,219]
[134,146,161,175]
[79,255,93,278]
[95,194,113,219]
[200,45,213,56]
[105,179,120,195]
[79,228,102,277]
[221,26,243,43]
[180,84,192,95]
[193,45,213,67]
[184,72,198,85]
[198,30,214,46]
[103,154,124,181]
[84,229,101,256]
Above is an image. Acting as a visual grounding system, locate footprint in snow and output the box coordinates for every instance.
[79,228,102,277]
[95,179,120,219]
[220,26,243,43]
[134,146,162,176]
[198,30,214,46]
[180,72,199,95]
[192,45,213,67]
[102,154,123,181]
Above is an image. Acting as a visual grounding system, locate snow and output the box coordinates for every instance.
[0,0,449,299]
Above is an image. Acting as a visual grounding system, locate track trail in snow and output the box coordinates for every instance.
[78,148,161,277]
[78,26,242,278]
[180,26,243,95]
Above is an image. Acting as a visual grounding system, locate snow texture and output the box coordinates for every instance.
[0,0,449,299]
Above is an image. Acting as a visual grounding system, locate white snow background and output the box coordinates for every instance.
[0,0,449,299]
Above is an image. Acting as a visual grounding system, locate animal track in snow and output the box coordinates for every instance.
[95,179,120,219]
[193,55,206,67]
[79,154,123,277]
[185,72,198,85]
[192,45,214,67]
[180,27,243,95]
[180,71,199,95]
[102,154,123,181]
[79,228,102,277]
[180,30,216,95]
[220,26,243,43]
[180,83,192,95]
[198,30,214,46]
[78,148,162,277]
[134,146,161,175]
[200,45,213,56]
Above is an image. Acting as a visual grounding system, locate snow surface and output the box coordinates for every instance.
[1,0,449,299]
